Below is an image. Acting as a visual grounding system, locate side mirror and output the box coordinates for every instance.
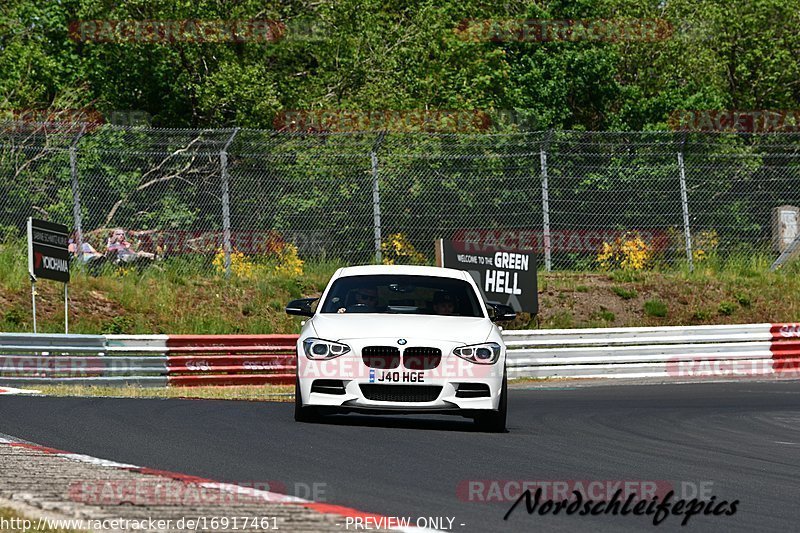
[488,303,517,322]
[286,297,318,317]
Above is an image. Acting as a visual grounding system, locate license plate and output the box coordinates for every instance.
[375,370,425,383]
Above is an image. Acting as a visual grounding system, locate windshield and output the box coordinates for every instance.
[320,275,484,317]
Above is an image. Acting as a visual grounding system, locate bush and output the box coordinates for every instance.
[274,243,304,277]
[735,292,752,307]
[693,229,720,263]
[212,248,255,278]
[381,233,427,265]
[717,301,736,316]
[3,306,24,326]
[597,231,653,271]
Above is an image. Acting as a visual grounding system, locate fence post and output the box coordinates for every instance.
[371,132,386,264]
[220,128,240,277]
[540,131,553,271]
[69,125,87,253]
[677,136,693,271]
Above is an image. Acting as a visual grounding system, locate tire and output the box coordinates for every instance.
[294,376,321,423]
[475,368,507,433]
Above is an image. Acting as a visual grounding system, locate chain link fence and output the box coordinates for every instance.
[2,122,800,274]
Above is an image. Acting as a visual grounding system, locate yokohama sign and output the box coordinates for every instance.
[27,218,70,283]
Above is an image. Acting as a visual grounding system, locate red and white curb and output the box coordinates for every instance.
[0,436,440,532]
[0,387,40,395]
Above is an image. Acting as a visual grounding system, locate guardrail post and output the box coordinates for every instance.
[371,132,386,264]
[677,136,693,271]
[220,128,240,277]
[540,131,553,271]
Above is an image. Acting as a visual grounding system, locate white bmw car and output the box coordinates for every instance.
[286,264,516,432]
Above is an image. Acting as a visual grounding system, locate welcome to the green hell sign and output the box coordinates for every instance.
[481,252,530,294]
[440,240,538,314]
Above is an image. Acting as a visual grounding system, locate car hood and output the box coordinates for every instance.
[309,313,495,344]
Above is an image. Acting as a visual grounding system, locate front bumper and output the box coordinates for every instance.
[297,338,505,412]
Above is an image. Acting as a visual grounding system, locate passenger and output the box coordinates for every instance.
[432,291,457,316]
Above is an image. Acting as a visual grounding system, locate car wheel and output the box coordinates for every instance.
[475,368,507,433]
[294,376,321,423]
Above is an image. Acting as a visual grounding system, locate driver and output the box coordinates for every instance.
[338,287,380,313]
[353,288,379,310]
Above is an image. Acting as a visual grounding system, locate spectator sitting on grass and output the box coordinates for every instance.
[68,233,103,262]
[69,232,106,276]
[106,228,155,265]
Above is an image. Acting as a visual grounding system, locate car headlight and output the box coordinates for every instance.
[302,338,351,360]
[453,342,502,364]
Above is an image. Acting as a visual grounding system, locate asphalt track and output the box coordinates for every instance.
[1,381,799,532]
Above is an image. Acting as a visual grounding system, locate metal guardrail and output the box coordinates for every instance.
[162,335,296,386]
[1,325,798,387]
[0,334,295,387]
[505,323,800,380]
[0,332,106,352]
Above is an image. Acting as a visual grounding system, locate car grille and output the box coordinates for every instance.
[403,347,442,370]
[359,384,442,403]
[362,346,400,369]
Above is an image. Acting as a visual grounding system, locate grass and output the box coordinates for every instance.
[0,239,343,334]
[643,299,668,318]
[35,384,294,401]
[612,286,638,299]
[591,308,616,322]
[692,309,712,321]
[545,310,575,329]
[3,239,800,332]
[0,507,85,533]
[608,270,645,283]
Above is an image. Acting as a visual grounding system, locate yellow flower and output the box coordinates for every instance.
[692,230,719,263]
[596,232,652,271]
[381,233,427,265]
[274,243,304,277]
[213,248,255,278]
